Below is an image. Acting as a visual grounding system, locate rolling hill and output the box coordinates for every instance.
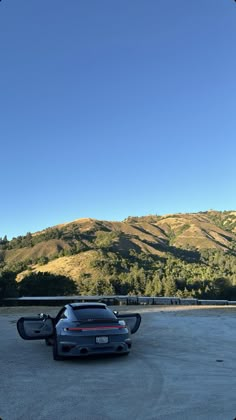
[1,210,236,297]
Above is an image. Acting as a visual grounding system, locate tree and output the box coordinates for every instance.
[126,265,147,295]
[163,277,177,296]
[0,271,18,299]
[18,272,78,296]
[38,256,49,265]
[79,276,114,295]
[111,274,132,295]
[211,277,232,299]
[0,235,8,250]
[152,273,163,296]
[145,281,154,296]
[94,231,118,250]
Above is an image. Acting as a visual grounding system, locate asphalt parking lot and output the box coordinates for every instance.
[1,305,236,420]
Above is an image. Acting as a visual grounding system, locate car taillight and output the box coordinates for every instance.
[118,320,126,326]
[63,325,126,332]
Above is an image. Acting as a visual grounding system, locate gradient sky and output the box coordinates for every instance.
[1,0,236,239]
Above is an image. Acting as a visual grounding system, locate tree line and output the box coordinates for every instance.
[1,262,236,301]
[0,272,77,300]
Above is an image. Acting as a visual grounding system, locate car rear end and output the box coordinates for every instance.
[56,306,131,357]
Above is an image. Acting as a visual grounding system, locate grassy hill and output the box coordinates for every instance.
[1,210,236,298]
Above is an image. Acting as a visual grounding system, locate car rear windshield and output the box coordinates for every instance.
[73,307,117,321]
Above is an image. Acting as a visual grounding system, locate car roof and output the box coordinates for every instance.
[68,302,107,309]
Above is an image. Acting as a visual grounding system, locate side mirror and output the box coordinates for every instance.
[113,310,119,316]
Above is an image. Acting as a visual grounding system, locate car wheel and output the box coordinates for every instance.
[53,336,63,361]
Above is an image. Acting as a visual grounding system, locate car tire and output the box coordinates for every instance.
[53,336,63,361]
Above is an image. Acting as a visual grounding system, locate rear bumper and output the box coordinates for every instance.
[57,338,132,357]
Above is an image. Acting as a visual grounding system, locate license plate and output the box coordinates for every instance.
[96,336,109,344]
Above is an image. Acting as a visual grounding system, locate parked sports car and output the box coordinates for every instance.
[17,302,141,360]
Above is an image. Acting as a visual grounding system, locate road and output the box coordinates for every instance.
[1,305,236,420]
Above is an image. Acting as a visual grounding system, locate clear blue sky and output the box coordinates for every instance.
[1,0,236,239]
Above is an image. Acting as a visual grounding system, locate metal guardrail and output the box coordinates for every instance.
[2,295,236,306]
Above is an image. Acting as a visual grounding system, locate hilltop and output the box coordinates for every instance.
[1,210,236,298]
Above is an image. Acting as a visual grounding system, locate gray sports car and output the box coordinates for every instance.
[17,302,141,360]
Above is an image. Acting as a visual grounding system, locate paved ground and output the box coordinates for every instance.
[1,305,236,420]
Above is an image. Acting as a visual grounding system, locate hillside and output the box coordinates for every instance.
[1,210,236,298]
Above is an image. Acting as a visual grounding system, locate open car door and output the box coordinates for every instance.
[17,315,54,340]
[116,313,141,334]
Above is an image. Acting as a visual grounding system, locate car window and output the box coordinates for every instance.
[73,307,116,321]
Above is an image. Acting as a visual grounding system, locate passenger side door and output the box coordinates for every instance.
[116,313,141,334]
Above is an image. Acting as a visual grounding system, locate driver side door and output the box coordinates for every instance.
[17,316,54,340]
